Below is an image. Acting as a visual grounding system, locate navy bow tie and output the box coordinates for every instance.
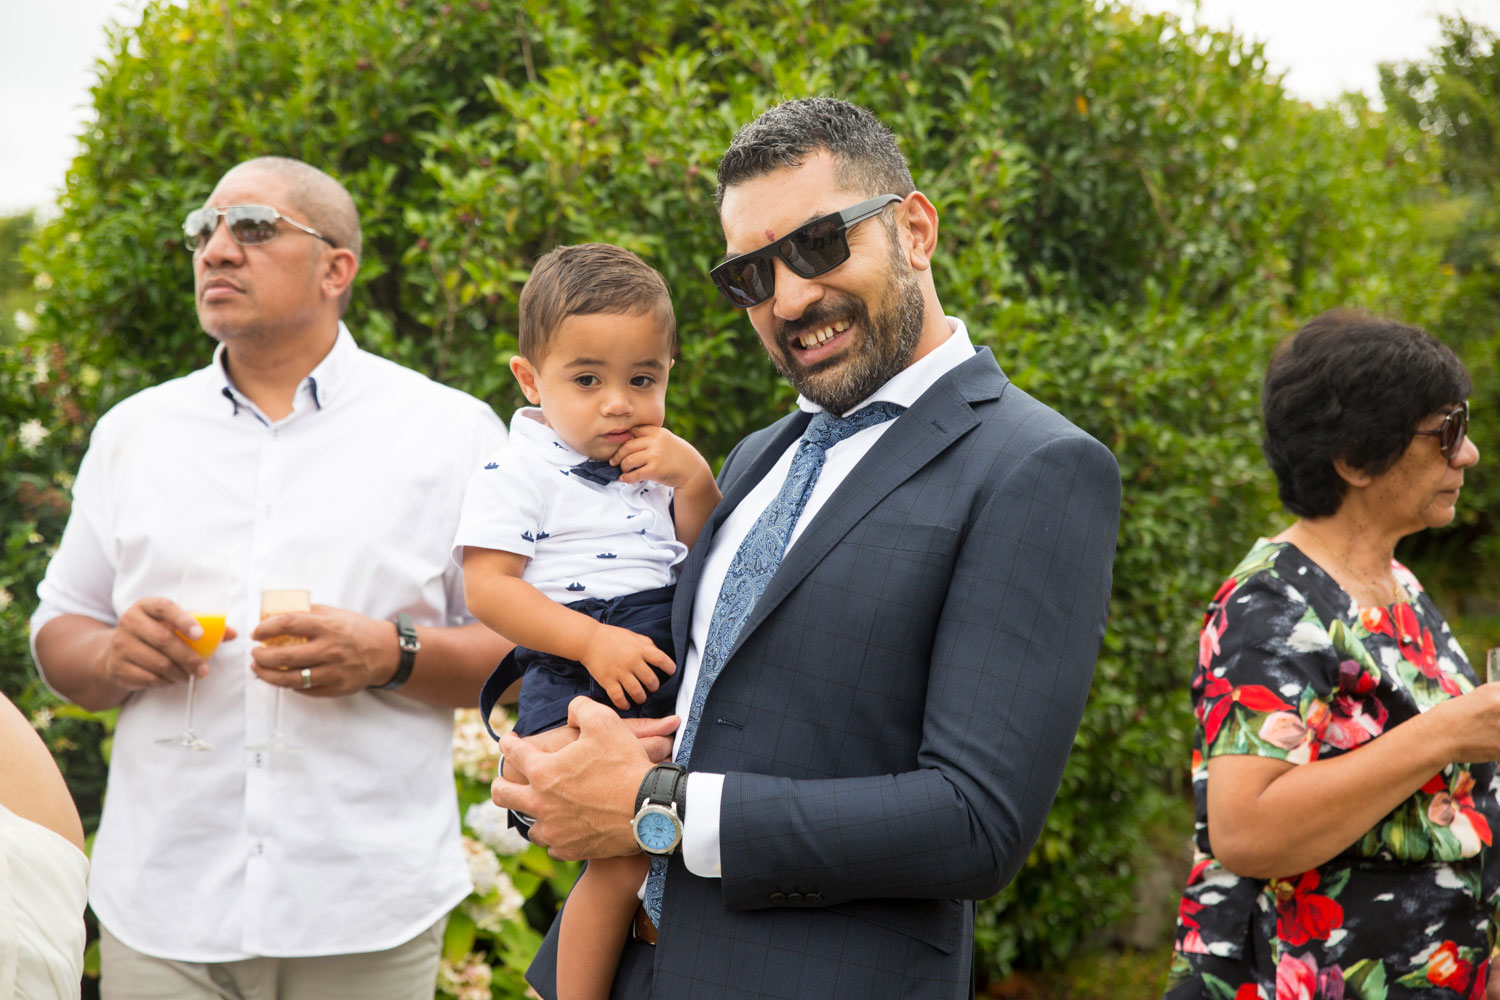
[567,459,622,486]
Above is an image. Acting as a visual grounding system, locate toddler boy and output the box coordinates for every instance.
[453,243,719,1000]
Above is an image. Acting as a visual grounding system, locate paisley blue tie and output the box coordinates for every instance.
[641,400,905,926]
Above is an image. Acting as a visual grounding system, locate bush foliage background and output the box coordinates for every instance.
[2,0,1495,993]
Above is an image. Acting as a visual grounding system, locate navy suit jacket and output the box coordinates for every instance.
[530,346,1121,999]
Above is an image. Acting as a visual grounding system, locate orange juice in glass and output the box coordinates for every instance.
[158,560,229,752]
[178,613,227,659]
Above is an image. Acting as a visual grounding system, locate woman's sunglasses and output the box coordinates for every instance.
[183,204,336,253]
[1412,401,1469,460]
[709,194,904,308]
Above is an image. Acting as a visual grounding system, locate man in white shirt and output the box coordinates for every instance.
[496,99,1122,998]
[31,156,512,1000]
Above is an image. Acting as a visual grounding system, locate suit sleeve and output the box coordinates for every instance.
[716,433,1121,908]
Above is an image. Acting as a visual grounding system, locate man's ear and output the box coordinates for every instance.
[319,247,359,302]
[899,192,939,273]
[1331,457,1373,488]
[510,355,543,405]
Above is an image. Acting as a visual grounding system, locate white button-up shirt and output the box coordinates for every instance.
[31,326,506,961]
[452,406,686,601]
[676,319,976,877]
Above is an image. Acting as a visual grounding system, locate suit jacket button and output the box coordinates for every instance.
[806,892,823,904]
[786,892,804,904]
[769,892,787,904]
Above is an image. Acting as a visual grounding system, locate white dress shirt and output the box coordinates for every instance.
[452,407,686,601]
[676,319,976,877]
[31,325,506,961]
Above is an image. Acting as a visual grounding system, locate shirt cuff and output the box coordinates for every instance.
[681,771,724,878]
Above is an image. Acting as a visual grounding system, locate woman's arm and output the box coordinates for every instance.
[0,693,84,850]
[1209,684,1500,878]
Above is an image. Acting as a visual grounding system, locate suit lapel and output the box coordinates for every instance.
[720,348,1007,663]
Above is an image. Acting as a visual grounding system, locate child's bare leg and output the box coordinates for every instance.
[556,853,650,1000]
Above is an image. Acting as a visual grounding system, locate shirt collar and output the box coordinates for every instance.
[795,316,974,416]
[508,407,590,466]
[212,322,358,418]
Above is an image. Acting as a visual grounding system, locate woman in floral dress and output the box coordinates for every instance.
[1164,309,1499,1000]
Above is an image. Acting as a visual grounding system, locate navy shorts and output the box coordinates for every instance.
[478,584,679,740]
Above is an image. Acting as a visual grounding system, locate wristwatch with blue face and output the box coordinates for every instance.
[631,762,687,855]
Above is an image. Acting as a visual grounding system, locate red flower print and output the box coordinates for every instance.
[1470,958,1489,1000]
[1203,681,1293,745]
[1275,953,1344,1000]
[1422,773,1448,795]
[1428,940,1473,992]
[1336,658,1376,695]
[1274,871,1344,946]
[1276,953,1317,1000]
[1360,605,1393,637]
[1321,692,1387,749]
[1236,984,1264,1000]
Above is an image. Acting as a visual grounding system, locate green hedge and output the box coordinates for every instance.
[2,0,1467,988]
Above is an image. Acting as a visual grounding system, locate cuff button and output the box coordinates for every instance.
[769,892,787,904]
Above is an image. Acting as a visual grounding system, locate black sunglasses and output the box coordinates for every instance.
[183,204,336,252]
[709,194,904,308]
[1412,401,1469,460]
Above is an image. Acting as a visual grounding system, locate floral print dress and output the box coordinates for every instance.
[1164,538,1500,1000]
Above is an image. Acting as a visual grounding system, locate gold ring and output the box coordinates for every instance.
[300,667,313,690]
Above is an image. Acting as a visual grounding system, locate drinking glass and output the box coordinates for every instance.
[248,571,310,753]
[1486,648,1500,685]
[156,561,229,751]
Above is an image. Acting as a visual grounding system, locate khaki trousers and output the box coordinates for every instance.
[99,917,446,1000]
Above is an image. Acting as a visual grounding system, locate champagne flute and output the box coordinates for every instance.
[1486,648,1499,685]
[156,561,229,751]
[248,567,310,753]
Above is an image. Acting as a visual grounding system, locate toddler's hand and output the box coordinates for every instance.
[612,426,713,490]
[582,623,677,710]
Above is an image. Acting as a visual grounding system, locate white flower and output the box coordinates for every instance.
[465,799,530,856]
[32,272,53,291]
[0,587,11,611]
[12,310,35,333]
[30,708,53,730]
[461,835,503,895]
[18,419,49,452]
[436,954,493,1000]
[452,707,505,784]
[30,356,48,384]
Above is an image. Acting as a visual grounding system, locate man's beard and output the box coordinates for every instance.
[767,251,925,416]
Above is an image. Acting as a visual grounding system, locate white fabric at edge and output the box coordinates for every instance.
[0,803,88,999]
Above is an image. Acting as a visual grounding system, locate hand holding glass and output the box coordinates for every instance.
[156,562,230,751]
[249,586,311,752]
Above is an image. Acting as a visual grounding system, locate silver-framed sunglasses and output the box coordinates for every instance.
[182,204,336,252]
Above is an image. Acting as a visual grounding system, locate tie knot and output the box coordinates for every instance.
[803,401,906,452]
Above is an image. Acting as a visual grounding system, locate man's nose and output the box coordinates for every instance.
[197,215,244,266]
[768,258,823,322]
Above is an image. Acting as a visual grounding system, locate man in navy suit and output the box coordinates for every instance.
[495,97,1121,999]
